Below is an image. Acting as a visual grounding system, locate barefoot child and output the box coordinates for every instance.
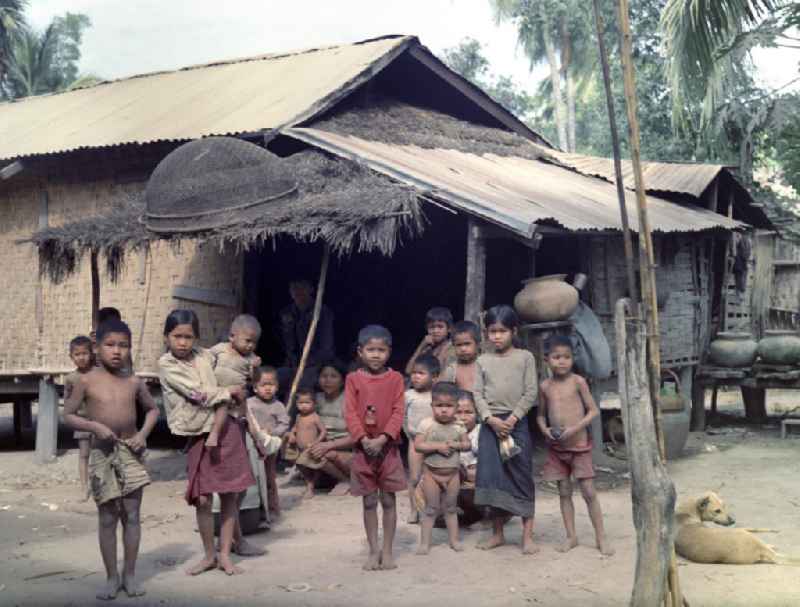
[403,354,439,524]
[207,314,263,448]
[246,366,289,516]
[288,388,328,499]
[414,381,469,554]
[537,335,614,556]
[64,335,94,499]
[441,320,481,391]
[405,307,456,375]
[158,310,255,576]
[455,391,483,527]
[344,325,406,571]
[473,305,538,555]
[63,320,160,600]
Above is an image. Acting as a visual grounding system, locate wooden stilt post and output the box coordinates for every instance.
[287,245,331,412]
[35,377,59,463]
[464,219,486,324]
[91,250,101,330]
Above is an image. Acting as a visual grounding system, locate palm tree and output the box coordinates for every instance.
[0,0,27,84]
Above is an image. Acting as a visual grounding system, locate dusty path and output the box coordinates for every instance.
[0,404,798,606]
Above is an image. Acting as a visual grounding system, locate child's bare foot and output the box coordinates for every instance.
[186,556,217,576]
[521,538,540,555]
[329,482,350,496]
[121,573,145,597]
[415,544,430,555]
[96,574,120,600]
[598,537,615,556]
[205,433,219,448]
[450,541,464,552]
[218,554,243,575]
[477,535,505,550]
[302,486,315,500]
[363,552,381,571]
[379,551,397,570]
[557,537,579,553]
[407,511,419,525]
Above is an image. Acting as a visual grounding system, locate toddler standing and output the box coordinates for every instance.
[64,335,94,499]
[288,389,328,499]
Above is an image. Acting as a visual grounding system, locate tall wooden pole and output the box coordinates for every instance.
[591,0,637,304]
[90,249,100,331]
[616,1,683,606]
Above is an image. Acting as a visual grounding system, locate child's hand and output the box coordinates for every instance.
[287,432,296,445]
[543,427,555,441]
[94,424,117,442]
[251,356,262,369]
[126,432,147,453]
[229,385,245,402]
[559,426,578,442]
[437,442,453,456]
[487,417,509,438]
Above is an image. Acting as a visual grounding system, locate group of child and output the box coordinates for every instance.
[62,299,613,599]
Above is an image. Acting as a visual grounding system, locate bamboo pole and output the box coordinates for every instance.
[286,244,331,412]
[90,250,100,331]
[591,0,637,304]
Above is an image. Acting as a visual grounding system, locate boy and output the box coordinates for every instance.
[208,314,263,448]
[344,325,406,571]
[537,335,614,556]
[440,320,481,392]
[63,319,160,599]
[414,381,470,555]
[289,388,328,499]
[246,366,289,517]
[403,354,439,524]
[64,335,94,499]
[405,307,456,375]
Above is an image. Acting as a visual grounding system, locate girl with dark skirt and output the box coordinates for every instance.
[472,305,539,554]
[158,309,256,576]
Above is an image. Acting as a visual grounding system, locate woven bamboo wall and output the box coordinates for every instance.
[770,237,800,328]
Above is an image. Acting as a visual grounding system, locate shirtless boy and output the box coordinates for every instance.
[64,334,94,499]
[63,319,160,599]
[537,335,613,556]
[288,388,327,499]
[441,320,481,391]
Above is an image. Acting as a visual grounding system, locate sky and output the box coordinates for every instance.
[27,0,799,92]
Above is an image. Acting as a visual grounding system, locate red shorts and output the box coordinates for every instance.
[350,443,406,497]
[542,445,595,481]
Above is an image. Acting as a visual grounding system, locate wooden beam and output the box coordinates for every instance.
[0,160,24,180]
[35,378,59,463]
[464,219,487,323]
[91,251,100,330]
[172,285,238,308]
[705,177,719,212]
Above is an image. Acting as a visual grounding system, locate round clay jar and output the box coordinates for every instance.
[513,274,579,323]
[708,332,758,368]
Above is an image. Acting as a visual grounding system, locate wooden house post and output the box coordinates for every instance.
[35,377,59,463]
[464,219,486,324]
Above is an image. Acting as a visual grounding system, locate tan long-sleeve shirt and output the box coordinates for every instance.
[473,348,538,422]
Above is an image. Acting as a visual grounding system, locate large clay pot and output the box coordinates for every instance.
[708,332,758,368]
[658,369,689,459]
[757,330,800,366]
[513,274,579,323]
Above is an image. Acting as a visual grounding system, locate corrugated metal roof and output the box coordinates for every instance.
[290,128,745,236]
[0,36,414,162]
[538,147,724,197]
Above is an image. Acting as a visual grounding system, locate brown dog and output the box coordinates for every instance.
[675,492,799,565]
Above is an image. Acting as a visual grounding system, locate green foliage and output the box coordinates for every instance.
[0,0,27,78]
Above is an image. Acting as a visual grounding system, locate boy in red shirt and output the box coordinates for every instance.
[344,325,406,571]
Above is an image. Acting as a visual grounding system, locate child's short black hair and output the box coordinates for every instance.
[96,319,131,343]
[456,389,476,405]
[318,358,348,380]
[253,365,278,385]
[412,353,441,377]
[97,307,122,325]
[546,335,573,354]
[484,304,520,330]
[452,320,481,343]
[231,314,262,337]
[164,309,200,337]
[425,307,453,327]
[357,324,392,347]
[432,381,459,402]
[69,335,92,352]
[295,387,316,402]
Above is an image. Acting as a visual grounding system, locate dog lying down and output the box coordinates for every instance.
[675,492,800,565]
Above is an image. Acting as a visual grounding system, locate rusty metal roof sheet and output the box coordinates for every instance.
[0,36,414,162]
[291,128,745,236]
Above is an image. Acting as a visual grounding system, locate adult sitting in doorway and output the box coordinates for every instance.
[304,360,353,495]
[278,279,335,395]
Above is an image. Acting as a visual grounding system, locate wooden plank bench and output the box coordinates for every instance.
[781,418,800,439]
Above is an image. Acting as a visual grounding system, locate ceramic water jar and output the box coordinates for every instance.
[658,370,689,459]
[513,274,579,323]
[708,332,758,368]
[757,330,800,365]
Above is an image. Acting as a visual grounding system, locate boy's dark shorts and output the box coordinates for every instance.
[542,446,595,482]
[350,443,406,496]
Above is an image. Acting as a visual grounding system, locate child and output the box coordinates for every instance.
[403,354,439,524]
[441,320,481,392]
[537,335,614,556]
[414,381,470,554]
[405,307,456,375]
[289,389,328,499]
[473,305,538,555]
[64,335,94,500]
[158,309,255,576]
[344,325,406,571]
[246,366,289,516]
[455,391,483,527]
[207,314,263,448]
[63,320,160,599]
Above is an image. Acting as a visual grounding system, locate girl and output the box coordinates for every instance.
[306,360,354,495]
[472,305,538,554]
[157,309,255,576]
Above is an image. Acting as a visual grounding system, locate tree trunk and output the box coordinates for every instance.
[615,299,677,606]
[541,8,568,151]
[560,15,577,152]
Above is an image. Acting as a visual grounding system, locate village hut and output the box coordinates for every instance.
[0,35,772,459]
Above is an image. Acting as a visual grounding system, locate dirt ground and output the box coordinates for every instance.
[0,394,798,607]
